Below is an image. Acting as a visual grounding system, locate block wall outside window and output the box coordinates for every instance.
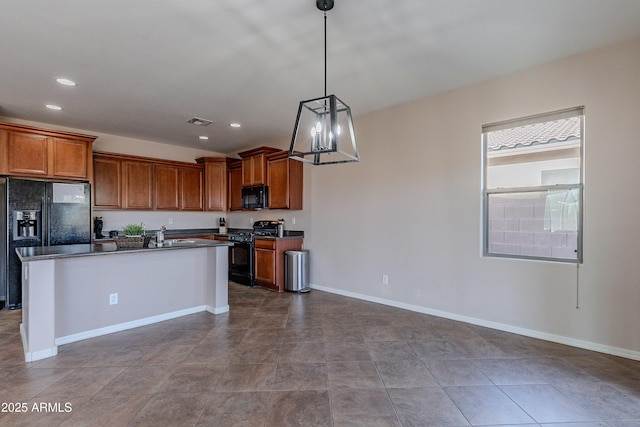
[487,190,579,260]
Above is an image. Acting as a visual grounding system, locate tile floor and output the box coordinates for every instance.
[0,282,639,426]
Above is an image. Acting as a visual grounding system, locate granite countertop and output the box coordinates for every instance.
[16,238,233,262]
[96,227,304,243]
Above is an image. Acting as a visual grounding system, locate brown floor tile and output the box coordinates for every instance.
[427,358,493,386]
[266,390,332,426]
[36,367,125,398]
[60,394,149,426]
[128,392,209,426]
[554,382,640,420]
[196,391,270,426]
[272,362,328,390]
[407,339,466,359]
[327,361,384,389]
[216,363,276,391]
[444,385,535,425]
[0,368,74,400]
[283,327,324,343]
[387,387,469,427]
[278,342,326,363]
[158,364,225,394]
[135,344,193,365]
[330,388,396,417]
[0,397,88,427]
[366,341,419,361]
[375,359,439,388]
[333,414,402,427]
[2,282,640,425]
[233,341,281,364]
[325,341,372,362]
[94,365,176,397]
[500,383,598,423]
[361,325,404,341]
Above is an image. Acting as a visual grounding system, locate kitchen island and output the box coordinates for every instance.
[16,238,233,362]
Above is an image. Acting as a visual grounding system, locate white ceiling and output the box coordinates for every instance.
[2,0,640,154]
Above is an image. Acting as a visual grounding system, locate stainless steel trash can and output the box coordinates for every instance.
[284,250,310,292]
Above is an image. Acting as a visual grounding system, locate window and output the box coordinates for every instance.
[482,107,584,262]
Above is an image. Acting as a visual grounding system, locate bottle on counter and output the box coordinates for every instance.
[277,219,284,238]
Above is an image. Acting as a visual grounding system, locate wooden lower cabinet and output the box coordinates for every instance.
[254,237,303,292]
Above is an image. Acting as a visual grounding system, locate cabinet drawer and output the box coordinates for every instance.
[254,238,275,250]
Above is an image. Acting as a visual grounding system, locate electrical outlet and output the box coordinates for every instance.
[382,274,389,285]
[250,217,254,224]
[168,218,174,225]
[292,217,296,225]
[109,293,118,305]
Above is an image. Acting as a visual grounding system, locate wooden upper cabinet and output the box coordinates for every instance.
[155,164,180,210]
[122,160,154,210]
[0,122,95,180]
[93,154,122,209]
[267,150,303,210]
[7,131,48,176]
[93,151,204,211]
[242,155,264,186]
[228,160,243,211]
[181,166,204,211]
[196,157,228,211]
[51,138,88,178]
[238,146,279,187]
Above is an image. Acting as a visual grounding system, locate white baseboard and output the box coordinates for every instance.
[310,283,640,362]
[207,304,229,314]
[21,323,58,362]
[55,305,209,346]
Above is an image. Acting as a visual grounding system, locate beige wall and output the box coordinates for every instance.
[306,37,640,358]
[4,37,640,358]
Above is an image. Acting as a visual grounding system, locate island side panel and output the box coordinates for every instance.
[54,248,210,341]
[205,246,229,314]
[21,259,57,361]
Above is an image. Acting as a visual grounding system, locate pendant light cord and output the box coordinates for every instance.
[324,10,327,97]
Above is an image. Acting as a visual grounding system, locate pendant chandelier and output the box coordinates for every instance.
[289,0,360,165]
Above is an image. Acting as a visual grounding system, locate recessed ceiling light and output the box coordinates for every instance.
[199,136,209,140]
[45,104,63,111]
[229,123,241,128]
[56,78,76,86]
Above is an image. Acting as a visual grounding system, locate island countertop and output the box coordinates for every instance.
[16,238,233,262]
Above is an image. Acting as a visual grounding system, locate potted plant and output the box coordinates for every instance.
[117,223,146,248]
[122,223,145,237]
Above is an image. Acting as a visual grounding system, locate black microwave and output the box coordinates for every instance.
[242,185,269,209]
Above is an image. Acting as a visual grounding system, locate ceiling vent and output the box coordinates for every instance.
[187,117,213,126]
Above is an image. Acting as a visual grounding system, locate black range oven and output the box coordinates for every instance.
[228,221,281,286]
[228,232,254,286]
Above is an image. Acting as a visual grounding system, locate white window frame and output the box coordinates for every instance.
[482,107,584,263]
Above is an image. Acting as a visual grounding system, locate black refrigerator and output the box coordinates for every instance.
[0,178,91,309]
